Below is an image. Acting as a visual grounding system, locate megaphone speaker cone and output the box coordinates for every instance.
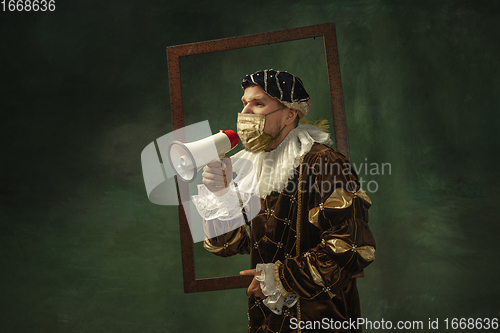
[168,141,197,182]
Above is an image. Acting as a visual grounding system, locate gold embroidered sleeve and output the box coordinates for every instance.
[308,188,371,228]
[203,217,250,257]
[325,238,375,262]
[278,148,376,301]
[280,216,376,301]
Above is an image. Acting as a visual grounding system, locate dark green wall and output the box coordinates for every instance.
[1,0,499,332]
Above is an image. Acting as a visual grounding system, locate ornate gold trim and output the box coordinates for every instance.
[308,188,371,227]
[203,230,244,254]
[306,256,335,298]
[296,154,305,333]
[326,238,375,262]
[275,70,283,100]
[273,260,289,297]
[264,69,268,92]
[282,99,311,118]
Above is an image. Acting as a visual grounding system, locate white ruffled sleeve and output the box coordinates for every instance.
[255,262,298,315]
[192,182,251,221]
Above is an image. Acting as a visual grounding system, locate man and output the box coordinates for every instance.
[192,69,376,332]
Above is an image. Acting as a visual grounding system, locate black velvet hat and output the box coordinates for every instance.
[241,69,311,118]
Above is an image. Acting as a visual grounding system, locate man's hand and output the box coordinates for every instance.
[240,269,266,299]
[202,157,232,196]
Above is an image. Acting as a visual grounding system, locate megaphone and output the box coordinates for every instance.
[168,130,239,182]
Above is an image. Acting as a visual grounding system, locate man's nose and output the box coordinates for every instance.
[242,104,253,114]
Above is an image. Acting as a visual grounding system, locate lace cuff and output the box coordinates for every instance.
[256,262,298,315]
[192,183,250,221]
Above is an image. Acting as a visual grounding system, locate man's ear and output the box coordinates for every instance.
[284,108,299,125]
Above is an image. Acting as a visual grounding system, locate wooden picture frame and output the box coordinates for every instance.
[166,22,349,293]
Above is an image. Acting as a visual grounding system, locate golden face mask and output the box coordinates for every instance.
[237,106,286,153]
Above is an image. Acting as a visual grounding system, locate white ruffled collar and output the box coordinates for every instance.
[231,123,333,199]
